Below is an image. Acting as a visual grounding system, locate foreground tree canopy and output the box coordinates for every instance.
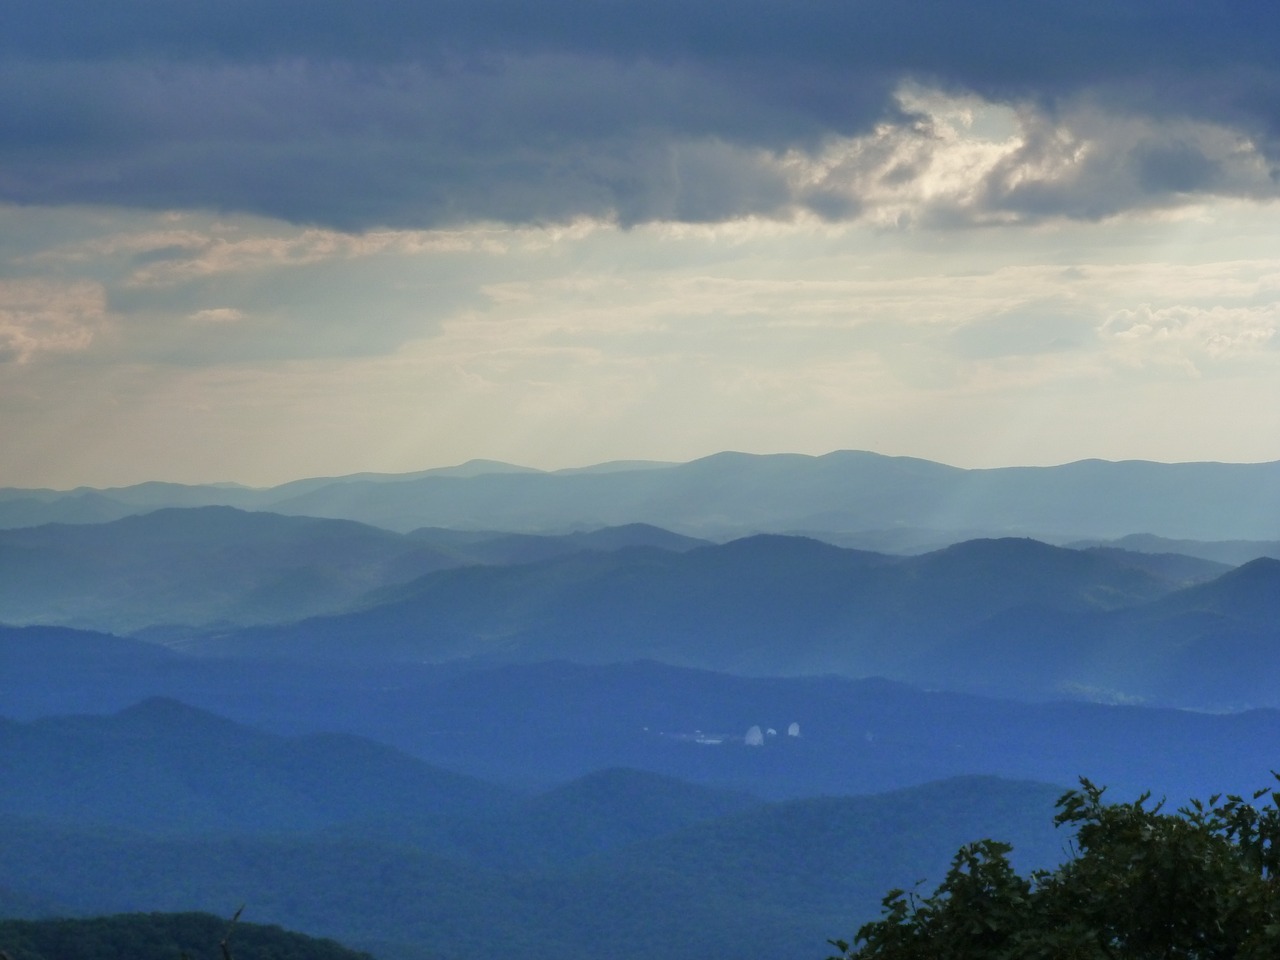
[832,778,1280,960]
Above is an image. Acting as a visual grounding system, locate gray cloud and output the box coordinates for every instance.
[5,1,1280,227]
[964,106,1279,223]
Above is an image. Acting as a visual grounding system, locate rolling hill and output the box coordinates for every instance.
[0,698,518,835]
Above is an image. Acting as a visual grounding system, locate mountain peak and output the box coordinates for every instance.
[1231,555,1280,577]
[1151,555,1280,623]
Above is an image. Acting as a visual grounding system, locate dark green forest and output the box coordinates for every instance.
[0,912,372,960]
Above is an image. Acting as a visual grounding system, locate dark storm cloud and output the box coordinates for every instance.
[4,0,1280,228]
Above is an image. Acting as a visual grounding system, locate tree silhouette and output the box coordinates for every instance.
[831,777,1280,960]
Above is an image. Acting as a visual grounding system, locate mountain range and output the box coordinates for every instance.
[6,694,1276,960]
[4,450,1280,542]
[0,698,1081,960]
[164,531,1273,710]
[5,450,1280,960]
[1,508,1275,708]
[0,509,707,633]
[5,645,1277,806]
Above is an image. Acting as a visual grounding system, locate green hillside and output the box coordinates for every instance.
[0,911,374,960]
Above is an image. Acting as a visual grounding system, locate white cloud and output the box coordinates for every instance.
[1102,303,1279,368]
[0,278,110,363]
[765,87,1280,228]
[25,211,565,289]
[188,307,246,324]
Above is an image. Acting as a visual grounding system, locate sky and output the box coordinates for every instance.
[4,0,1280,489]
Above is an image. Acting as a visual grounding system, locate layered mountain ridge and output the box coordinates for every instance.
[4,450,1279,541]
[4,451,1278,960]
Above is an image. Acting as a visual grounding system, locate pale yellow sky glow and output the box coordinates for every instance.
[3,86,1280,488]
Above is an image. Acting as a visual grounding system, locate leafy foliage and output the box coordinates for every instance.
[831,777,1280,960]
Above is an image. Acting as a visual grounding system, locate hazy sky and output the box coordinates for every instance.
[4,1,1280,488]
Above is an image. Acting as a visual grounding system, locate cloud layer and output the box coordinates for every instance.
[5,2,1280,488]
[3,200,1278,487]
[6,1,1280,228]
